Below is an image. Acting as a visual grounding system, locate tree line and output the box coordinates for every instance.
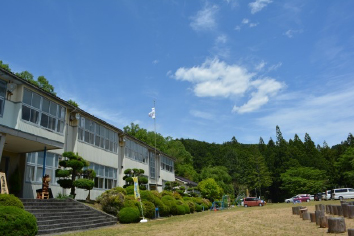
[124,123,354,202]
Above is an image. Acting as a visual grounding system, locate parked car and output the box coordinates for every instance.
[314,193,323,201]
[322,190,332,200]
[331,188,354,200]
[310,195,314,201]
[293,194,310,202]
[243,197,264,207]
[285,196,296,203]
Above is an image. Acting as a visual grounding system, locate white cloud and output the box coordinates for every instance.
[249,0,272,14]
[232,78,284,113]
[242,18,249,24]
[152,60,159,64]
[215,34,227,44]
[255,61,266,71]
[284,29,303,38]
[268,62,282,71]
[249,23,259,27]
[257,84,354,146]
[190,110,215,120]
[234,25,241,31]
[190,5,219,31]
[174,58,284,113]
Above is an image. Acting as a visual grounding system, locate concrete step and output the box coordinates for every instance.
[21,198,117,235]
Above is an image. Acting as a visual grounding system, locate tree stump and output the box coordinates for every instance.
[319,215,329,228]
[342,203,349,217]
[331,205,338,215]
[292,206,297,215]
[310,213,316,222]
[315,210,325,225]
[348,228,354,236]
[319,204,325,212]
[348,205,354,219]
[300,208,308,218]
[326,205,331,214]
[328,217,346,233]
[337,205,343,216]
[303,212,310,220]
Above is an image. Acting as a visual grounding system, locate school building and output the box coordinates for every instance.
[0,67,175,200]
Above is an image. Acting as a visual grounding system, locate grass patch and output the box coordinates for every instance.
[60,200,354,236]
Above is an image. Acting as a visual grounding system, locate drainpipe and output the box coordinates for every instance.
[42,146,47,188]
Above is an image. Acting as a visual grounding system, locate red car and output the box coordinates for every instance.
[293,194,310,202]
[243,197,265,207]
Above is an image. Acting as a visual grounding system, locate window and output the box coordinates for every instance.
[25,152,60,185]
[149,152,156,179]
[0,80,6,117]
[161,155,174,172]
[86,163,117,189]
[124,139,148,163]
[78,116,118,153]
[22,88,65,133]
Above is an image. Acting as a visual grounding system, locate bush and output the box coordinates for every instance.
[140,190,155,202]
[176,205,185,215]
[125,186,134,195]
[142,201,155,219]
[185,200,195,213]
[161,190,173,197]
[161,195,177,215]
[195,204,203,212]
[0,206,37,236]
[123,199,140,208]
[152,196,170,217]
[0,194,24,209]
[118,207,141,224]
[183,203,190,214]
[173,192,182,200]
[97,188,126,216]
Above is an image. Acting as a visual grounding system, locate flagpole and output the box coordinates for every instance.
[153,101,157,190]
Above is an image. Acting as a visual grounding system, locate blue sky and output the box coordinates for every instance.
[1,0,354,147]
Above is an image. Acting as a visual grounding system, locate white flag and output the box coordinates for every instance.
[148,108,155,119]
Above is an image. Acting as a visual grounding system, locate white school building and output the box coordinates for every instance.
[0,67,175,200]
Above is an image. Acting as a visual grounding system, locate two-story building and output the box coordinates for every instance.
[0,67,175,200]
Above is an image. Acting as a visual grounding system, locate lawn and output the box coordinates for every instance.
[61,200,354,236]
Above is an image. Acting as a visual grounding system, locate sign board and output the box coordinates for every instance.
[0,172,8,194]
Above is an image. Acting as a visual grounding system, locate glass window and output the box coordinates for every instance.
[0,80,6,117]
[22,88,66,133]
[150,152,155,179]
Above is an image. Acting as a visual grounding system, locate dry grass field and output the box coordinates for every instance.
[60,200,354,236]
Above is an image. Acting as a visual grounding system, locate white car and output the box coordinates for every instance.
[285,196,296,203]
[310,195,314,201]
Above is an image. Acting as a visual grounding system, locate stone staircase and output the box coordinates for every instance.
[21,198,117,235]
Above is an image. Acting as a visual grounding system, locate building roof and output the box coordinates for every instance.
[175,176,198,187]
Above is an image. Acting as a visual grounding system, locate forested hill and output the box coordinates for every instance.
[124,123,354,203]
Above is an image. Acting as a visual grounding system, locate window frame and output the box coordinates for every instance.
[21,88,66,134]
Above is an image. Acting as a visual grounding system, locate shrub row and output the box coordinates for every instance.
[97,188,212,223]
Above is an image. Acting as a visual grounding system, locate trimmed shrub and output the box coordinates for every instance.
[153,196,170,217]
[140,190,155,202]
[195,204,203,212]
[0,194,24,209]
[185,200,195,213]
[162,195,177,215]
[125,186,134,195]
[142,201,155,219]
[0,206,38,236]
[161,190,173,197]
[118,207,141,224]
[123,199,140,208]
[150,190,161,198]
[183,203,190,214]
[176,205,185,215]
[173,192,183,200]
[97,188,126,216]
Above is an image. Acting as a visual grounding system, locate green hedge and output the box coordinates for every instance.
[142,201,155,219]
[0,206,38,236]
[0,194,24,209]
[195,204,203,212]
[118,207,141,224]
[97,188,126,216]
